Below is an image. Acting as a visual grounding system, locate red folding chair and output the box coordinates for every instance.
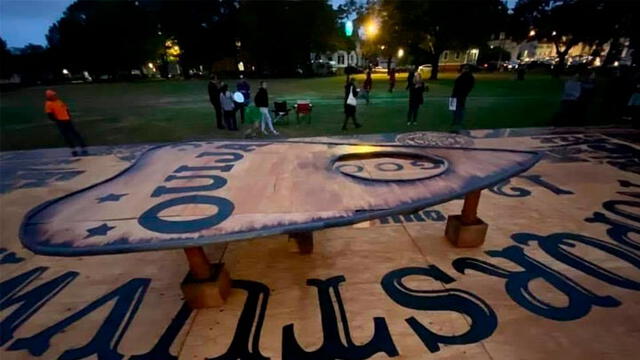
[295,100,312,124]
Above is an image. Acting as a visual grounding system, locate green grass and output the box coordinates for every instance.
[0,72,605,151]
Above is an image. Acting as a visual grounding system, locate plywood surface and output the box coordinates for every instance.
[2,129,639,360]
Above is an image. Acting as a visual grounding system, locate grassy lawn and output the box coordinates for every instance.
[0,72,606,151]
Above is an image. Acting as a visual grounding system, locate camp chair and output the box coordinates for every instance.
[272,101,291,125]
[295,100,312,124]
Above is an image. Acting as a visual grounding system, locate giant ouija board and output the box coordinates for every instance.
[1,128,640,359]
[20,140,539,255]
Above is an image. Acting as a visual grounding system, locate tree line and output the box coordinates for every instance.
[1,0,638,83]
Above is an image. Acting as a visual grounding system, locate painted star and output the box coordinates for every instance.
[96,193,128,203]
[85,223,116,239]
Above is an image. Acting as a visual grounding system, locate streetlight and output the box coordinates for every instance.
[397,48,404,58]
[529,29,536,37]
[365,19,379,39]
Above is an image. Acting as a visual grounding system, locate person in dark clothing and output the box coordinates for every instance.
[219,83,238,131]
[406,65,416,90]
[407,73,426,125]
[44,89,87,156]
[451,65,475,130]
[362,68,373,105]
[388,67,396,93]
[208,75,224,129]
[343,77,362,130]
[516,64,526,81]
[236,75,251,124]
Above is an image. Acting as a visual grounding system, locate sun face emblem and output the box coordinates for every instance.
[333,152,448,182]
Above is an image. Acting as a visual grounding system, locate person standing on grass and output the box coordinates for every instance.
[388,67,396,93]
[208,75,224,129]
[254,81,278,135]
[236,75,251,124]
[451,65,475,131]
[554,73,584,126]
[44,89,88,157]
[407,73,426,125]
[219,83,238,131]
[406,65,416,90]
[342,77,362,130]
[362,68,373,105]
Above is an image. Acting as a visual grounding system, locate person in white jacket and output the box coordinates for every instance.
[342,77,362,130]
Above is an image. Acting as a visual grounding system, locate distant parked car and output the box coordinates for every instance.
[417,64,432,79]
[344,65,363,75]
[64,70,93,83]
[502,60,520,71]
[459,63,482,72]
[311,61,336,76]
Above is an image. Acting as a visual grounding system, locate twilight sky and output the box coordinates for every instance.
[1,0,74,47]
[0,0,515,48]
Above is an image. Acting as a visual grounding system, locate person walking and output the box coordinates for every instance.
[450,65,475,131]
[362,68,373,105]
[407,73,426,125]
[388,67,396,93]
[219,83,238,131]
[254,81,278,135]
[516,64,526,81]
[44,89,88,156]
[553,73,582,126]
[406,65,416,90]
[208,75,224,129]
[342,77,362,130]
[236,75,251,124]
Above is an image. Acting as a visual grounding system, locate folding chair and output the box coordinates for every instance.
[272,101,291,125]
[295,100,313,124]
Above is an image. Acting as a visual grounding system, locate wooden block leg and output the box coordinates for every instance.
[181,247,232,308]
[445,215,488,247]
[181,263,231,308]
[288,231,314,254]
[445,190,489,247]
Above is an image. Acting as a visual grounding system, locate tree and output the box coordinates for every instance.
[47,0,162,76]
[372,0,508,79]
[234,0,344,75]
[511,0,635,74]
[140,0,238,76]
[0,37,13,79]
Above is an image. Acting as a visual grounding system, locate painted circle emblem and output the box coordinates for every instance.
[333,151,448,181]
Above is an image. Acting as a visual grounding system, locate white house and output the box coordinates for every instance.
[311,44,365,69]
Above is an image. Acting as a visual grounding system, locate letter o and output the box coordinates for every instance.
[138,195,234,234]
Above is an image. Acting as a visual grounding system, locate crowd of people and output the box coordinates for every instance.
[342,65,475,133]
[205,65,478,136]
[554,66,639,126]
[42,65,639,157]
[208,75,278,136]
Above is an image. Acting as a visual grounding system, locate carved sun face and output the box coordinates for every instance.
[333,152,448,182]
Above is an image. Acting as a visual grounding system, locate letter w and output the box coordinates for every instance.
[0,267,78,346]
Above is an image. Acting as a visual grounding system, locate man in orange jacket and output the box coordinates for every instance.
[45,89,88,156]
